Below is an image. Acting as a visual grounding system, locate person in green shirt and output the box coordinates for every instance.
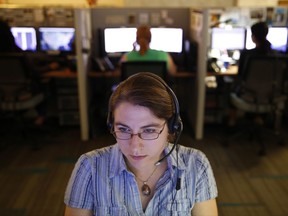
[120,25,177,75]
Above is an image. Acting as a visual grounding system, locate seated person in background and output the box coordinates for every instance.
[237,21,275,78]
[228,21,275,127]
[0,19,22,52]
[0,19,60,126]
[120,25,177,75]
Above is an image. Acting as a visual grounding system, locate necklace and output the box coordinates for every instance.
[135,166,158,196]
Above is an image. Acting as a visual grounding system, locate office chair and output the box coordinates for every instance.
[224,54,288,155]
[0,53,44,148]
[121,61,167,81]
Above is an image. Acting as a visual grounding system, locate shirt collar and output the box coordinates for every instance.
[109,143,186,179]
[109,144,127,179]
[165,143,186,171]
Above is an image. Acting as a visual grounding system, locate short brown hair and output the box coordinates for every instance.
[109,72,174,126]
[251,21,268,42]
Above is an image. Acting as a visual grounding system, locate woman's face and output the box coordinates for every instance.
[113,102,168,170]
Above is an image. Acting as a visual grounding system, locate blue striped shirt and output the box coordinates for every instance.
[64,144,218,215]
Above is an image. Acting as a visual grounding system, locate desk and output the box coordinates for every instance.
[207,65,238,77]
[88,70,121,78]
[205,65,238,124]
[43,68,78,78]
[223,65,238,75]
[42,69,80,126]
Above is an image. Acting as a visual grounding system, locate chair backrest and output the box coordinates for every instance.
[121,61,167,81]
[241,54,288,104]
[0,53,30,101]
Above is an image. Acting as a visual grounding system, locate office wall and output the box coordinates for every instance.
[237,0,278,7]
[4,0,123,7]
[0,7,74,26]
[2,0,236,7]
[4,0,229,7]
[123,0,235,7]
[279,0,288,6]
[4,0,281,7]
[4,0,85,6]
[0,0,285,7]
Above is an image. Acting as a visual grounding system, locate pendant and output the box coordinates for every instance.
[141,182,151,196]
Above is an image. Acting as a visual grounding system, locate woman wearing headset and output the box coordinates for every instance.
[64,72,218,215]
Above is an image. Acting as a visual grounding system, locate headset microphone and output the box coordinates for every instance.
[154,122,183,166]
[155,144,176,166]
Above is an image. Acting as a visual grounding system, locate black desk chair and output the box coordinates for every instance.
[225,54,288,155]
[0,53,44,148]
[121,61,167,81]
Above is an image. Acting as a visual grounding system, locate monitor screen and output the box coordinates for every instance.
[103,27,183,54]
[104,28,137,53]
[211,27,246,50]
[38,27,75,53]
[245,27,288,52]
[11,27,37,51]
[150,28,183,53]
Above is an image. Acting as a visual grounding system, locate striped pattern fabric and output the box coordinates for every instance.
[64,143,218,215]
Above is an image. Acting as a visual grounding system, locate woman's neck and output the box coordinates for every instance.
[126,158,167,180]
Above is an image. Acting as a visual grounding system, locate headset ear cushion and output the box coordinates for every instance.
[167,116,175,133]
[168,115,182,134]
[167,114,176,133]
[106,111,113,130]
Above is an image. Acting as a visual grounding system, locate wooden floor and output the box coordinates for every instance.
[0,120,288,216]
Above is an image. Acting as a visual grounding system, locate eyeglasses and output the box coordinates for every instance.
[112,122,166,140]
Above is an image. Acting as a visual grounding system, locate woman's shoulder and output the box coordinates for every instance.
[125,50,142,60]
[149,49,167,55]
[148,49,169,59]
[78,144,119,163]
[177,145,211,165]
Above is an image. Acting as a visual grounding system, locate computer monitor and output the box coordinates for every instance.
[11,27,37,51]
[38,27,75,53]
[211,27,246,50]
[150,28,183,53]
[104,27,137,54]
[245,27,288,52]
[103,27,183,54]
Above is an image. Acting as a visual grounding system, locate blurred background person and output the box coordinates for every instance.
[120,25,177,75]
